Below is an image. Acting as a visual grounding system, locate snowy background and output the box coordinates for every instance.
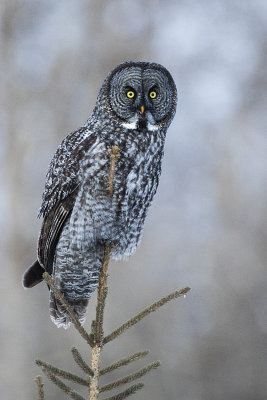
[1,1,267,399]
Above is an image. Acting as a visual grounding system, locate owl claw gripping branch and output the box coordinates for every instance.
[22,61,177,328]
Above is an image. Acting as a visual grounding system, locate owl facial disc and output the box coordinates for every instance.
[108,62,177,132]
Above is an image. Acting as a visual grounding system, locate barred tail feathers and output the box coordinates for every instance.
[49,292,89,329]
[48,253,103,328]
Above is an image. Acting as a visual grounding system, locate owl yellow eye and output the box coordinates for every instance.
[126,90,135,99]
[149,91,157,99]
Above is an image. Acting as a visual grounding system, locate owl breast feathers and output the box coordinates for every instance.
[23,61,177,328]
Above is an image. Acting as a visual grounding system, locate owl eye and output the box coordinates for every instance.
[126,90,135,99]
[149,90,157,99]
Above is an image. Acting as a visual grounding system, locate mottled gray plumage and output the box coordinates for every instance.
[23,61,177,328]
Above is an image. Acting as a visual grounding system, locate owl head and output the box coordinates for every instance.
[96,61,177,132]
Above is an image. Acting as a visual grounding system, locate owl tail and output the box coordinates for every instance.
[22,260,45,288]
[49,291,89,329]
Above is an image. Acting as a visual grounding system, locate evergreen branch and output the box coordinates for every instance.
[91,320,97,340]
[36,359,89,386]
[32,145,189,400]
[43,272,94,348]
[35,375,44,400]
[92,145,120,345]
[100,361,160,393]
[102,383,144,400]
[104,286,191,344]
[94,245,111,345]
[88,143,120,400]
[71,347,94,376]
[100,350,149,376]
[41,368,86,400]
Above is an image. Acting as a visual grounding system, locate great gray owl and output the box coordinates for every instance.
[22,61,177,328]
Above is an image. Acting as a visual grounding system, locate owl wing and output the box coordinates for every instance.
[38,189,78,273]
[23,128,98,289]
[23,192,77,288]
[39,127,96,218]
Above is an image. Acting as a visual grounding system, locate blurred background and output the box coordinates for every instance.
[1,0,267,399]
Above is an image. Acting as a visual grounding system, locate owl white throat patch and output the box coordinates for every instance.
[122,112,158,132]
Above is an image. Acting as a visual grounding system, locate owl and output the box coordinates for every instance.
[23,61,177,328]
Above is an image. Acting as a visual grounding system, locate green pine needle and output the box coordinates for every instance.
[100,350,149,376]
[102,383,144,400]
[71,347,94,376]
[104,287,191,344]
[36,359,89,386]
[41,368,86,400]
[100,361,160,392]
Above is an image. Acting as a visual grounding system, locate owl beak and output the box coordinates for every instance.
[140,105,145,114]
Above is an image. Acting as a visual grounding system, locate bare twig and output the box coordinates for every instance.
[89,345,101,400]
[94,245,112,345]
[100,350,149,376]
[35,376,44,400]
[107,145,120,196]
[104,286,191,344]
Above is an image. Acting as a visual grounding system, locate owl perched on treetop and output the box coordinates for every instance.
[23,61,177,328]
